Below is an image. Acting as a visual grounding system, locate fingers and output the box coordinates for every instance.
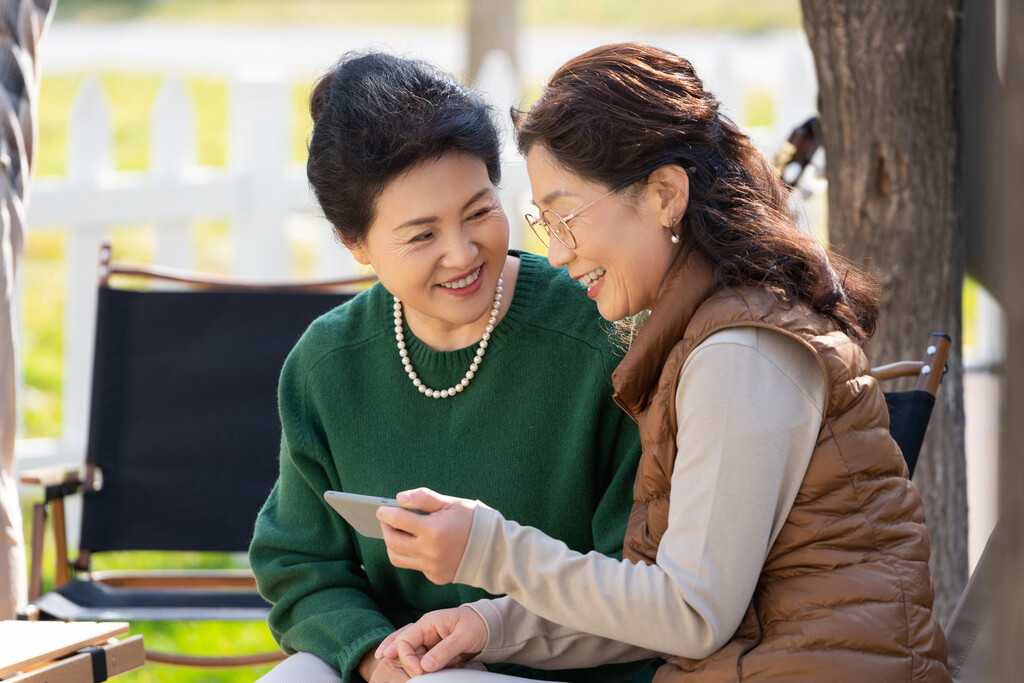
[369,657,412,682]
[419,630,475,673]
[419,608,488,673]
[378,497,477,584]
[397,487,452,513]
[376,630,402,659]
[376,505,427,537]
[395,636,426,676]
[379,522,427,572]
[377,607,485,675]
[375,487,457,533]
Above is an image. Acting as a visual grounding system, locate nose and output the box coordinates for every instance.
[545,235,574,269]
[440,227,479,270]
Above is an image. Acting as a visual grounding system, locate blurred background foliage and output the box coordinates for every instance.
[23,3,980,681]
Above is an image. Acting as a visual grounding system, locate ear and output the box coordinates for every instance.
[346,241,371,266]
[646,164,690,228]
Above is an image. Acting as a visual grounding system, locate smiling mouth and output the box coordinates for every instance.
[579,266,606,289]
[439,267,482,290]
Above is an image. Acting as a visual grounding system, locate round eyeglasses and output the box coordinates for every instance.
[525,188,617,250]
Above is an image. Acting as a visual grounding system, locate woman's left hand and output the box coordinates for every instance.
[377,606,488,676]
[377,487,477,584]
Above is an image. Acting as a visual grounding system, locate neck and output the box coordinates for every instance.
[403,254,518,351]
[404,303,495,351]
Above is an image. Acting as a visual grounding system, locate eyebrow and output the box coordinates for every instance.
[394,188,494,230]
[536,189,578,207]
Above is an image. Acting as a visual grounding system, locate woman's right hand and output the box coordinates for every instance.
[376,606,488,676]
[377,488,477,585]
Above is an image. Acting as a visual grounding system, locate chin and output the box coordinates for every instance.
[595,302,621,323]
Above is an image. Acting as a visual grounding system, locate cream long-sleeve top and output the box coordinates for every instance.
[457,326,828,668]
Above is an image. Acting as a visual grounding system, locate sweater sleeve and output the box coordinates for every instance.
[467,596,662,666]
[453,328,825,665]
[249,350,394,681]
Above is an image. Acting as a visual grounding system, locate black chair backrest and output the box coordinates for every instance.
[79,285,355,554]
[884,390,936,477]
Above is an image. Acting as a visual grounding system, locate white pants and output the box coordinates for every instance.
[256,652,556,682]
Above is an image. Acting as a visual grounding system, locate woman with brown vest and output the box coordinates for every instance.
[375,43,952,682]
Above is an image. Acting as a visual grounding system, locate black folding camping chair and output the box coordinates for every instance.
[20,243,375,667]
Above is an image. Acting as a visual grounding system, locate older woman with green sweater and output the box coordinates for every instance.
[247,52,652,683]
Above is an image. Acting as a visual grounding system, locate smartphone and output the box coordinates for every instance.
[323,491,401,539]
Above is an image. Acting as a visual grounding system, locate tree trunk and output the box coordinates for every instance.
[466,0,518,84]
[990,0,1024,677]
[800,0,967,625]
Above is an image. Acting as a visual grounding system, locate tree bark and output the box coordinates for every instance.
[466,0,518,84]
[800,0,967,625]
[989,0,1024,676]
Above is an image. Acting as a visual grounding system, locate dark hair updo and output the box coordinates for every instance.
[513,42,878,346]
[307,51,502,246]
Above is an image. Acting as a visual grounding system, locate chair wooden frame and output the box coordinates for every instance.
[870,332,952,477]
[20,243,377,668]
[870,332,952,396]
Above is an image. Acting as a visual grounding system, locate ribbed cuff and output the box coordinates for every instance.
[453,500,500,590]
[338,626,397,683]
[465,598,505,663]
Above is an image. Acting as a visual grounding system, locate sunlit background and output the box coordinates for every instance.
[15,2,1000,680]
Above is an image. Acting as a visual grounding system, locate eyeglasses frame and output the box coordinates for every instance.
[525,187,618,250]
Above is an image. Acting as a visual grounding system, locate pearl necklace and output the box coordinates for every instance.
[394,276,504,399]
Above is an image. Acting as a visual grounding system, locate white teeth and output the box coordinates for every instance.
[579,267,606,289]
[440,267,481,289]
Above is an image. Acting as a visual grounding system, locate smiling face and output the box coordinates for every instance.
[349,153,510,350]
[526,146,683,322]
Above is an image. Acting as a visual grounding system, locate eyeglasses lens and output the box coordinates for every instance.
[526,215,550,247]
[541,211,574,248]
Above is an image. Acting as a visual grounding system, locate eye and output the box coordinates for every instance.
[466,207,492,221]
[409,231,434,244]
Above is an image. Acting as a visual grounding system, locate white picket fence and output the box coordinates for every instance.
[19,67,318,471]
[15,35,820,477]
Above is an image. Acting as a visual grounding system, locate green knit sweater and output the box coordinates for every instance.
[249,251,652,682]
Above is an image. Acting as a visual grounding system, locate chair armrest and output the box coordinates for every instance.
[90,569,258,591]
[20,465,92,596]
[19,465,83,490]
[869,332,952,397]
[871,360,923,382]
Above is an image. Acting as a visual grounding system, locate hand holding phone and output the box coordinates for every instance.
[324,491,402,539]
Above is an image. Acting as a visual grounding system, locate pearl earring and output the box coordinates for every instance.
[670,232,681,244]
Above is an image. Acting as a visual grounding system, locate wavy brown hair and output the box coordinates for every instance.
[513,43,878,346]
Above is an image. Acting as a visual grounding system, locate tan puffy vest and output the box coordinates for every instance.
[612,256,950,682]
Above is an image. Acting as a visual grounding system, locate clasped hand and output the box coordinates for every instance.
[376,487,477,585]
[375,606,489,676]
